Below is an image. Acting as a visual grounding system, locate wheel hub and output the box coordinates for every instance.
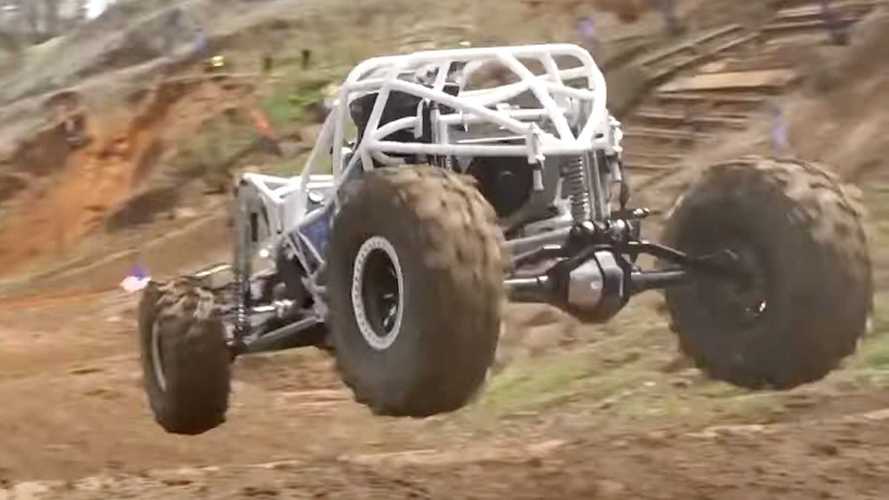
[351,236,405,351]
[699,242,768,327]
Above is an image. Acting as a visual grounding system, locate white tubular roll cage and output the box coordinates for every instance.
[237,44,614,269]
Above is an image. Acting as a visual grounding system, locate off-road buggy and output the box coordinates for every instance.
[138,44,872,435]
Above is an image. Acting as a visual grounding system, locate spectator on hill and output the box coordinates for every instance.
[576,15,600,60]
[649,0,684,36]
[820,0,850,45]
[770,102,792,157]
[654,0,684,36]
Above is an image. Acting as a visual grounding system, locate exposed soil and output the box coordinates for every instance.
[3,288,889,499]
[0,76,253,279]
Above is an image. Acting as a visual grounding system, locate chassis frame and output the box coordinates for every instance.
[200,44,735,355]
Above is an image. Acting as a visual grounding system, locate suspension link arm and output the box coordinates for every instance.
[624,241,743,280]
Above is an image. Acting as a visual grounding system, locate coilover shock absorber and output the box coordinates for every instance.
[233,276,249,336]
[233,184,253,339]
[563,155,592,223]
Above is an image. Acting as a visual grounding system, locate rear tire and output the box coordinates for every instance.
[138,278,231,434]
[327,166,505,417]
[662,157,872,389]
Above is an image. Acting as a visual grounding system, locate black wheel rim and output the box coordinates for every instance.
[361,249,401,337]
[351,236,405,351]
[682,231,770,332]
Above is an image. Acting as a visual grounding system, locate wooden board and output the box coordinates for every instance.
[658,69,798,93]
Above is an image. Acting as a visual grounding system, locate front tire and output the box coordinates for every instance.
[138,278,231,434]
[662,157,872,389]
[327,167,505,417]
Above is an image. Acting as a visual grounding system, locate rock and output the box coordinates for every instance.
[596,479,627,497]
[173,207,197,219]
[672,378,690,389]
[810,442,839,457]
[69,366,103,376]
[298,124,324,145]
[278,141,306,158]
[783,394,818,409]
[84,387,121,400]
[0,174,27,204]
[172,467,206,476]
[5,481,54,500]
[526,439,567,457]
[524,323,574,357]
[242,485,280,497]
[610,439,628,449]
[506,303,567,328]
[660,355,693,373]
[641,430,669,446]
[160,477,193,487]
[44,444,73,452]
[700,61,729,73]
[689,424,771,440]
[822,474,843,485]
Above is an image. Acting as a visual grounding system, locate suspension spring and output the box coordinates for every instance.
[564,155,591,223]
[233,271,249,337]
[232,188,252,339]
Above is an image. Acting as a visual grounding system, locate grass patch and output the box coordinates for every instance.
[260,149,317,177]
[870,292,889,335]
[853,335,889,372]
[480,351,598,414]
[842,292,889,375]
[167,111,297,192]
[262,158,303,177]
[260,68,340,130]
[479,344,660,417]
[860,339,889,370]
[261,83,323,129]
[474,344,781,429]
[171,115,256,175]
[694,380,749,399]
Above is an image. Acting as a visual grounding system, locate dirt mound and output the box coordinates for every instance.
[0,76,253,279]
[787,5,889,180]
[0,174,26,204]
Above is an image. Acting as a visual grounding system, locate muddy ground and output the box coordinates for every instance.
[3,274,889,499]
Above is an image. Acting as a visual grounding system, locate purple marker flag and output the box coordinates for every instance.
[121,264,151,293]
[770,104,791,157]
[576,16,597,45]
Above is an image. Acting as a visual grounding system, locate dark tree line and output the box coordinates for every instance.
[0,0,97,46]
